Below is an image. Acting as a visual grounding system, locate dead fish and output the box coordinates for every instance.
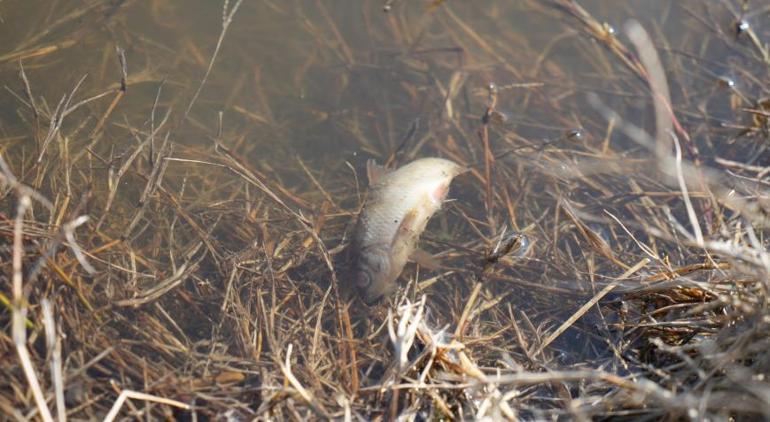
[348,157,466,303]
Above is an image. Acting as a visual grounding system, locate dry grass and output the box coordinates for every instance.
[1,0,770,420]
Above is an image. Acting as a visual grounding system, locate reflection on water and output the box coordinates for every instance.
[1,0,769,417]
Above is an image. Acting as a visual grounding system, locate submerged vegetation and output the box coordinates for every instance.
[1,0,770,419]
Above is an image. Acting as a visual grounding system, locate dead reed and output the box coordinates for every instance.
[1,0,769,419]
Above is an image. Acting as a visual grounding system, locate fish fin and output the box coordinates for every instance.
[390,208,418,250]
[366,159,389,186]
[409,248,441,270]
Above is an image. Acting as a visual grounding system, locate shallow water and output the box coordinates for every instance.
[1,0,769,372]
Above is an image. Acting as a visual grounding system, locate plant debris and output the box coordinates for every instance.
[1,0,769,419]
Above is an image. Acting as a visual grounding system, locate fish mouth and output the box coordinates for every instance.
[362,288,396,305]
[360,282,384,305]
[362,293,383,306]
[361,279,398,305]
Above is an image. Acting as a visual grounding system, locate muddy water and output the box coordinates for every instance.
[1,1,761,154]
[1,0,767,362]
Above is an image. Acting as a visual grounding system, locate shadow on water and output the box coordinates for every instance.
[1,0,770,419]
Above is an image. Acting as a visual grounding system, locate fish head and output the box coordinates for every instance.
[351,245,398,304]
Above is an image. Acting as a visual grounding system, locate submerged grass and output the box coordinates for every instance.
[1,0,770,419]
